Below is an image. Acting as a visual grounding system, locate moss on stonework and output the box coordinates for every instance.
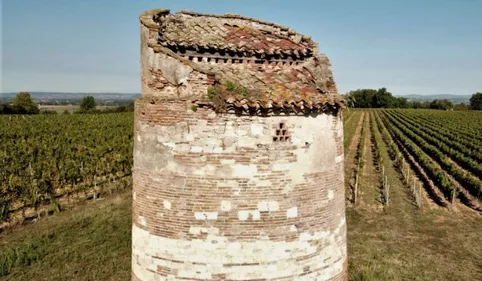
[207,80,248,100]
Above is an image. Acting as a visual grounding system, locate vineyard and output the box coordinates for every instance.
[343,108,482,213]
[2,109,481,225]
[0,113,133,224]
[0,109,481,280]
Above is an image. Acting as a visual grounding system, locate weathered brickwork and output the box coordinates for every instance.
[134,8,347,281]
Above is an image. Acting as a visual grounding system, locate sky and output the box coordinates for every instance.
[1,0,481,96]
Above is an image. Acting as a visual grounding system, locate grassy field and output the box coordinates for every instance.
[1,109,481,281]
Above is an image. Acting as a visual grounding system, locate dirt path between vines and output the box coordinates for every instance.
[345,112,366,203]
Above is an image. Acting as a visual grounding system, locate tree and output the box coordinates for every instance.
[79,96,96,112]
[372,87,394,108]
[12,92,39,114]
[429,99,453,110]
[345,89,377,108]
[470,92,482,110]
[345,88,397,108]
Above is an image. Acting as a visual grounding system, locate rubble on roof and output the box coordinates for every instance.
[140,9,343,113]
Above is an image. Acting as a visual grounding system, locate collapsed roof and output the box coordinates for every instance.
[140,9,344,114]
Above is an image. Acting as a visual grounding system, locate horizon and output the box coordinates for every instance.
[2,0,482,95]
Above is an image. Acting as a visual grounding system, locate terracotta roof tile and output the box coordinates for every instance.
[145,10,315,58]
[140,9,343,113]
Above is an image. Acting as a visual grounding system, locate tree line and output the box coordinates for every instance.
[0,92,134,115]
[344,89,482,111]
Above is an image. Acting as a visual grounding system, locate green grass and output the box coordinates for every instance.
[347,209,482,281]
[1,189,480,281]
[0,193,131,281]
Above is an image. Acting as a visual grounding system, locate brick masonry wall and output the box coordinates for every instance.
[132,99,347,281]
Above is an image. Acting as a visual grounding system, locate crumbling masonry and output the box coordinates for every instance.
[133,9,347,281]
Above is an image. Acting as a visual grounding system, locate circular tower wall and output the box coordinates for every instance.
[133,9,348,281]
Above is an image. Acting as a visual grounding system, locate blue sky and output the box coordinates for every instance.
[2,0,481,95]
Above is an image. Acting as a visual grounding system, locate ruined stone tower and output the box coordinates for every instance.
[133,9,347,281]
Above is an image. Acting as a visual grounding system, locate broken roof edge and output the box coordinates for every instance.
[147,41,338,95]
[139,8,319,53]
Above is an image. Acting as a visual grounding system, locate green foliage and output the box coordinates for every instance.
[346,88,397,108]
[4,92,40,114]
[224,80,236,91]
[470,92,482,110]
[0,113,134,223]
[79,96,96,112]
[207,81,249,100]
[345,89,456,110]
[380,109,482,199]
[237,86,249,96]
[207,86,218,100]
[429,99,453,110]
[191,104,198,112]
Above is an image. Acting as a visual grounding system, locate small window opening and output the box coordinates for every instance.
[273,122,291,142]
[197,57,202,62]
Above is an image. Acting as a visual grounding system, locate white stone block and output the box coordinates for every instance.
[291,136,302,146]
[233,164,257,177]
[290,225,297,232]
[227,242,241,253]
[163,142,176,149]
[220,159,236,165]
[237,129,248,136]
[237,137,256,148]
[257,200,280,212]
[251,210,261,220]
[335,155,344,163]
[287,206,298,218]
[138,216,147,226]
[271,163,290,171]
[238,210,250,221]
[190,146,203,153]
[204,212,218,220]
[194,212,206,220]
[194,212,218,220]
[328,190,335,201]
[163,200,172,210]
[250,124,264,136]
[213,146,223,153]
[220,200,232,211]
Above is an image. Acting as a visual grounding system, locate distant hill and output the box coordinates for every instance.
[398,94,472,104]
[0,92,141,105]
[1,92,473,105]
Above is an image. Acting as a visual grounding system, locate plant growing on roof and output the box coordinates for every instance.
[223,80,249,96]
[207,86,219,100]
[207,80,249,100]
